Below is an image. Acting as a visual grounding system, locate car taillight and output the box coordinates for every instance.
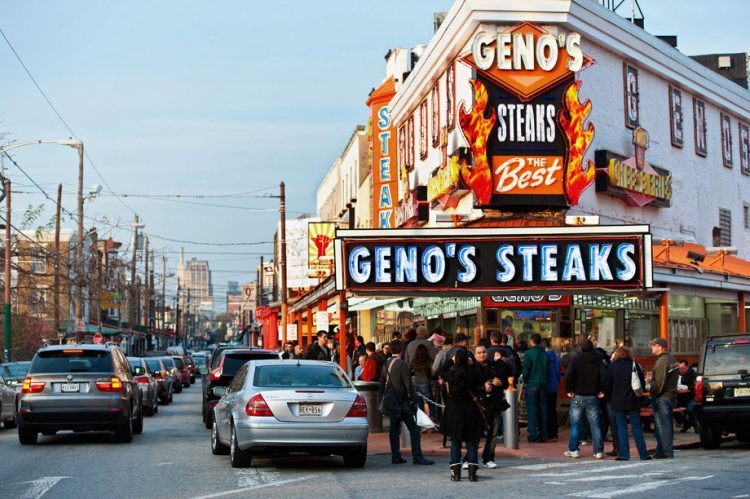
[96,377,123,392]
[21,377,45,394]
[245,394,273,417]
[210,368,222,380]
[135,376,150,384]
[346,395,368,418]
[694,375,704,404]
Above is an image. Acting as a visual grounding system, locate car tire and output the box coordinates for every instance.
[133,404,144,435]
[4,403,18,429]
[18,421,38,445]
[202,403,207,423]
[229,422,251,468]
[190,376,196,384]
[144,404,154,417]
[736,430,750,442]
[205,408,213,429]
[342,445,367,468]
[211,420,229,455]
[115,407,134,443]
[153,400,159,414]
[700,424,722,449]
[175,383,182,394]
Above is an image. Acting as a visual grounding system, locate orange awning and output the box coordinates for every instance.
[653,240,750,279]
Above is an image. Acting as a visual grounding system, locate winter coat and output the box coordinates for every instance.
[440,360,484,441]
[403,338,437,366]
[606,359,645,412]
[546,350,562,394]
[564,350,606,396]
[305,343,331,361]
[474,360,510,413]
[651,352,679,399]
[522,345,549,389]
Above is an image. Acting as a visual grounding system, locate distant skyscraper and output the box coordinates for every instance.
[227,281,240,296]
[178,254,213,316]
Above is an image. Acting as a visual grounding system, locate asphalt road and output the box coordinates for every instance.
[2,386,750,498]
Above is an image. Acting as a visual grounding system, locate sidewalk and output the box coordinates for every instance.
[368,425,702,460]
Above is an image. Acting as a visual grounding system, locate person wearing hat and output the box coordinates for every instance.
[649,337,679,459]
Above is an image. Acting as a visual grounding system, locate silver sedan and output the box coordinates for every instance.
[210,359,369,468]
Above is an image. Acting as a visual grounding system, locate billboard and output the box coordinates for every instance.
[308,222,336,278]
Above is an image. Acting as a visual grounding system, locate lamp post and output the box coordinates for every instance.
[0,139,82,361]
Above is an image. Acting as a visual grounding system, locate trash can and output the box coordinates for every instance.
[353,381,383,433]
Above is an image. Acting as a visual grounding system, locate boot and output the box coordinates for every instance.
[468,463,479,482]
[450,463,461,482]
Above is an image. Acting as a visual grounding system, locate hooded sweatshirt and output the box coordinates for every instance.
[564,350,606,396]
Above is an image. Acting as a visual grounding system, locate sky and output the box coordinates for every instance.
[1,0,748,311]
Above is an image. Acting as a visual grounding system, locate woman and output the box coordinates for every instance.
[411,344,434,419]
[440,349,484,482]
[606,347,651,461]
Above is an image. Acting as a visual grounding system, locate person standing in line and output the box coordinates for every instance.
[360,342,382,382]
[353,335,367,362]
[440,349,484,482]
[410,344,434,418]
[650,338,679,459]
[404,325,437,366]
[522,333,549,443]
[544,338,561,442]
[589,335,617,456]
[292,344,305,359]
[473,345,510,469]
[354,354,367,380]
[486,330,503,361]
[606,347,651,461]
[305,331,331,361]
[564,339,606,459]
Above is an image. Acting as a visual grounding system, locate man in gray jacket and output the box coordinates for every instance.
[650,338,679,458]
[404,326,437,366]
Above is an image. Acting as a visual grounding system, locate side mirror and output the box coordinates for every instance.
[4,379,10,386]
[133,366,146,376]
[212,386,227,397]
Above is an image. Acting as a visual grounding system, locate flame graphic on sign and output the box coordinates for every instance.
[558,80,595,205]
[458,79,496,205]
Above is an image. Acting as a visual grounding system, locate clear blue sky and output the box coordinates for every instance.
[1,0,747,309]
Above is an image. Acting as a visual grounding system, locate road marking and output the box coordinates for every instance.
[156,462,173,466]
[732,495,749,498]
[191,475,314,499]
[538,461,653,477]
[20,476,68,499]
[562,472,665,482]
[568,475,715,498]
[511,462,574,471]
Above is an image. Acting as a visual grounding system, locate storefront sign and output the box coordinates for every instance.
[460,22,596,209]
[308,222,336,277]
[367,77,398,228]
[335,226,653,295]
[483,295,571,308]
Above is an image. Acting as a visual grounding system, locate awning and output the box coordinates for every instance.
[83,324,122,335]
[653,241,750,279]
[347,297,403,312]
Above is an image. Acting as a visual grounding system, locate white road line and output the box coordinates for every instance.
[568,475,715,498]
[563,472,664,482]
[732,495,749,498]
[20,476,68,499]
[191,475,314,499]
[511,462,575,471]
[538,461,653,477]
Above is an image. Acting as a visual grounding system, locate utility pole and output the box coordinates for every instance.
[129,214,139,329]
[175,279,181,346]
[259,255,264,306]
[280,182,288,344]
[144,236,149,329]
[148,251,154,349]
[162,254,166,332]
[74,143,84,334]
[3,179,11,362]
[53,184,62,337]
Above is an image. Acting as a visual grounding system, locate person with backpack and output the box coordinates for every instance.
[606,347,650,461]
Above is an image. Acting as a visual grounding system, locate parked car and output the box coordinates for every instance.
[184,355,197,384]
[192,353,208,377]
[128,357,159,416]
[160,356,182,393]
[202,348,278,429]
[210,359,368,468]
[172,356,191,388]
[0,371,19,429]
[695,334,750,449]
[0,361,31,390]
[18,344,143,444]
[144,358,173,405]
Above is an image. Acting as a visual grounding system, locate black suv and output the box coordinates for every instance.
[202,348,277,428]
[695,334,750,449]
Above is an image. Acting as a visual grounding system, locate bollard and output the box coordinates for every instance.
[504,377,519,449]
[353,381,383,433]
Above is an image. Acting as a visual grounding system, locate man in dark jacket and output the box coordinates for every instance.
[677,360,699,433]
[305,331,331,361]
[650,338,679,458]
[522,334,549,443]
[474,344,510,469]
[564,339,606,458]
[544,338,562,441]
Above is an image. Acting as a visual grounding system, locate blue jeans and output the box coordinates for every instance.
[389,413,424,462]
[652,396,674,457]
[451,437,479,465]
[525,386,548,441]
[614,410,649,460]
[482,410,501,463]
[568,395,603,454]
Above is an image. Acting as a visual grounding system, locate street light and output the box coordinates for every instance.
[0,139,83,362]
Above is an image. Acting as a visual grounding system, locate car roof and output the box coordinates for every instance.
[706,334,750,343]
[222,348,276,356]
[251,359,338,367]
[38,344,115,352]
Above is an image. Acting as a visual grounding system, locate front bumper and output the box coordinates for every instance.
[235,417,369,452]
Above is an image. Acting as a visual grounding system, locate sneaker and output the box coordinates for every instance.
[462,462,469,470]
[594,453,604,459]
[483,461,498,469]
[564,450,580,458]
[579,441,588,446]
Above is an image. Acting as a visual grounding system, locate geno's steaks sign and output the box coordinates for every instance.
[334,226,653,295]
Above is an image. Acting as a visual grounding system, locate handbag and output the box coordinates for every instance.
[631,361,644,397]
[469,389,491,432]
[415,407,436,430]
[379,359,406,417]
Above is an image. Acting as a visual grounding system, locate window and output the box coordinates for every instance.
[398,125,406,170]
[30,248,46,274]
[31,349,113,374]
[253,364,351,388]
[740,122,750,175]
[419,100,428,160]
[719,208,732,246]
[623,63,639,128]
[431,83,440,147]
[744,204,750,230]
[446,62,456,131]
[721,113,733,168]
[669,86,684,147]
[407,115,415,170]
[694,98,708,157]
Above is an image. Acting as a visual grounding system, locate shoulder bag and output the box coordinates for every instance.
[379,359,406,417]
[631,361,643,397]
[468,389,491,432]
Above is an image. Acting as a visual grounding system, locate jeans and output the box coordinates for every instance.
[482,410,501,463]
[568,395,604,454]
[614,410,649,460]
[525,386,548,441]
[546,392,559,438]
[451,437,479,465]
[683,399,699,430]
[389,412,424,461]
[652,395,674,457]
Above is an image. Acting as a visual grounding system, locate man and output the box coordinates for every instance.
[354,354,367,380]
[522,333,549,443]
[499,333,522,379]
[677,360,699,433]
[305,330,332,361]
[293,344,305,359]
[486,330,503,362]
[361,342,382,382]
[519,322,535,346]
[404,326,437,365]
[564,339,607,459]
[280,342,295,360]
[432,336,453,376]
[434,333,468,374]
[650,338,679,458]
[501,316,517,348]
[544,338,561,441]
[474,345,510,469]
[353,335,366,361]
[379,339,434,466]
[589,335,616,456]
[429,332,445,353]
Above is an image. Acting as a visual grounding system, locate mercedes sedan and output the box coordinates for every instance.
[210,360,368,468]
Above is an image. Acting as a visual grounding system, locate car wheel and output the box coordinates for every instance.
[115,407,134,443]
[133,403,144,435]
[737,430,750,442]
[191,376,196,384]
[700,424,722,449]
[18,420,38,445]
[4,403,18,429]
[143,403,154,417]
[342,445,367,468]
[229,422,251,468]
[202,402,207,423]
[211,420,229,455]
[205,408,213,429]
[153,399,159,414]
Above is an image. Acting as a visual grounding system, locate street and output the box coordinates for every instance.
[2,387,750,498]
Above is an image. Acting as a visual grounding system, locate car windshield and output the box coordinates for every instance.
[223,353,278,376]
[31,350,112,373]
[5,362,30,377]
[173,358,185,369]
[704,343,750,376]
[193,357,206,366]
[254,364,351,388]
[161,358,175,368]
[145,359,162,372]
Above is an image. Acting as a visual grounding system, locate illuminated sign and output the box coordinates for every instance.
[482,295,571,308]
[334,226,652,295]
[367,77,398,228]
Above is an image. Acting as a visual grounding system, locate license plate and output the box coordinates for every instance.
[61,383,79,393]
[735,387,750,397]
[298,403,322,416]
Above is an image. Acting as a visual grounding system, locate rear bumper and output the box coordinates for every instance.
[696,404,750,427]
[19,409,128,431]
[235,418,369,451]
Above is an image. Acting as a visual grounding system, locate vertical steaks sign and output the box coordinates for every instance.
[458,22,596,209]
[334,226,653,295]
[367,77,398,228]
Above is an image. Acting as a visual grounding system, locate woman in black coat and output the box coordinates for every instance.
[440,349,484,482]
[606,347,650,461]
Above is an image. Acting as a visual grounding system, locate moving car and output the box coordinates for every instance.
[202,348,278,428]
[210,360,368,468]
[185,355,197,384]
[695,334,750,448]
[128,357,159,416]
[145,357,173,405]
[160,356,182,393]
[172,356,191,388]
[0,371,18,428]
[18,344,143,444]
[0,361,31,390]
